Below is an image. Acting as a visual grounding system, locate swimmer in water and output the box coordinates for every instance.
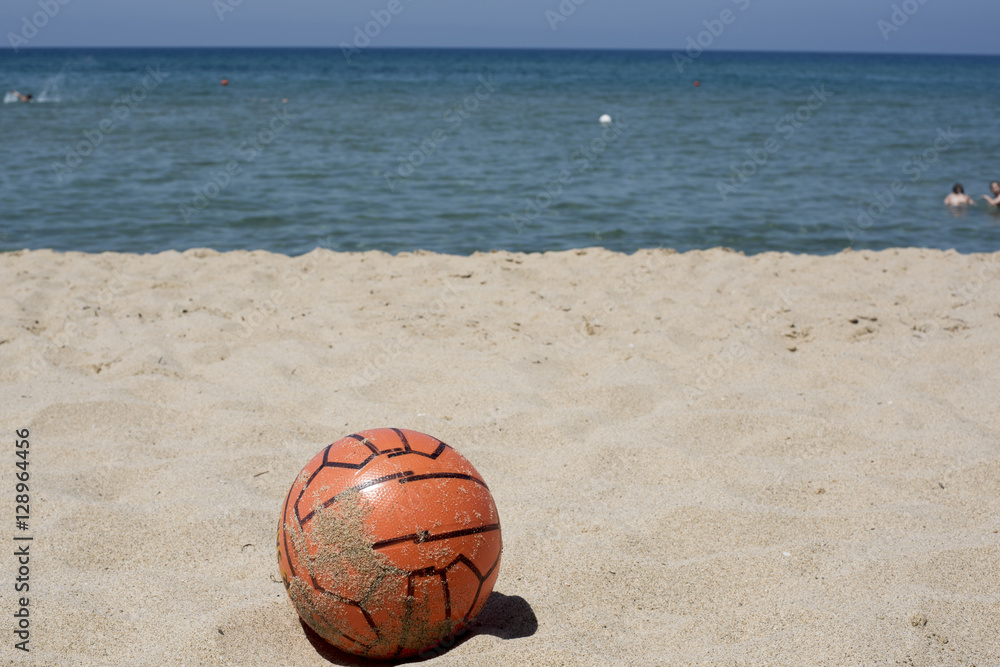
[983,181,1000,208]
[8,91,33,103]
[944,183,975,207]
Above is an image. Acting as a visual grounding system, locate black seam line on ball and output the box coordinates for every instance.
[298,471,414,525]
[347,433,380,456]
[440,572,452,619]
[398,472,489,490]
[370,523,502,550]
[387,442,448,460]
[389,428,453,460]
[391,427,412,451]
[460,551,501,625]
[307,589,381,644]
[292,442,379,527]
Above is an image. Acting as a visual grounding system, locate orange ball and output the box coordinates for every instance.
[277,428,503,659]
[221,79,229,86]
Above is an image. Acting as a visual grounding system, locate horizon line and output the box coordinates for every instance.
[3,45,999,58]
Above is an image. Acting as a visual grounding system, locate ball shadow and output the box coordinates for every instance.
[467,591,538,641]
[302,591,537,665]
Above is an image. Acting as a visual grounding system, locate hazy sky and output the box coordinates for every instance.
[3,0,998,54]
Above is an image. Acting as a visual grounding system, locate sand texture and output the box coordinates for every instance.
[1,247,999,666]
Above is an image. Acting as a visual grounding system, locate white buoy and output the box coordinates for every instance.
[599,114,612,125]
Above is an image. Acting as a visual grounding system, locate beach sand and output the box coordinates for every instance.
[2,247,999,666]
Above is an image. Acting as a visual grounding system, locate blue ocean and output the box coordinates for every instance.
[2,48,999,255]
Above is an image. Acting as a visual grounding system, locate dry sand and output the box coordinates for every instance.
[1,247,999,666]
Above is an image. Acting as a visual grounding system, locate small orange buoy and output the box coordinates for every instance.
[221,79,229,86]
[694,80,701,87]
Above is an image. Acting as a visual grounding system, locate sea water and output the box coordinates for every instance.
[2,48,998,255]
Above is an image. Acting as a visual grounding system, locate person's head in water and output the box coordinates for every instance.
[945,183,976,207]
[984,181,1000,207]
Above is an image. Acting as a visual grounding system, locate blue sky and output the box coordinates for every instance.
[3,0,998,54]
